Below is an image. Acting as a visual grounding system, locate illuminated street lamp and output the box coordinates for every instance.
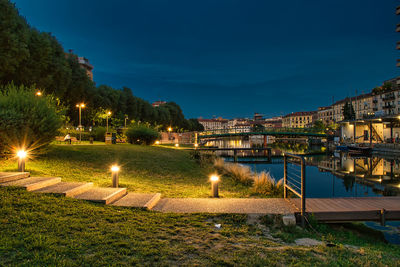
[35,91,42,96]
[106,111,112,132]
[168,126,172,142]
[175,143,179,148]
[210,175,220,197]
[194,143,199,149]
[17,150,27,172]
[155,140,160,145]
[111,165,120,188]
[76,103,85,142]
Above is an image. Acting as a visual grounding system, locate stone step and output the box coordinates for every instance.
[112,193,161,209]
[0,172,30,183]
[1,177,61,191]
[34,182,94,197]
[73,187,127,204]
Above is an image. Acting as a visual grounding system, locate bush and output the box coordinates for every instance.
[253,171,283,197]
[190,150,216,166]
[93,127,107,141]
[126,125,159,145]
[0,84,62,153]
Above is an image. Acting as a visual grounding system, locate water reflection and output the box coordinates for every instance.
[317,153,400,197]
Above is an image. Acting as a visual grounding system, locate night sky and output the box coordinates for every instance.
[11,0,400,119]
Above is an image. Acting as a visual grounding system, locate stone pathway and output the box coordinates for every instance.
[152,198,295,214]
[0,172,296,215]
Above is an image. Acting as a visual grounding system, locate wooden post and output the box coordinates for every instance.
[301,157,306,228]
[283,155,287,199]
[268,148,271,162]
[380,209,386,226]
[369,122,372,146]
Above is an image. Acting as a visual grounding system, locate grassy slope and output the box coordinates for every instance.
[0,144,253,198]
[1,187,399,266]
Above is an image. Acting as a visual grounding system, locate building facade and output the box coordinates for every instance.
[78,57,94,81]
[198,118,228,130]
[317,106,333,125]
[282,111,317,128]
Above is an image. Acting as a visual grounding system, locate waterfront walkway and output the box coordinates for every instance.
[2,172,400,224]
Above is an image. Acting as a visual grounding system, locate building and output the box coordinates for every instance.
[331,93,373,122]
[78,57,94,81]
[198,118,228,131]
[282,111,317,128]
[262,116,282,128]
[317,106,333,125]
[152,101,167,107]
[66,51,94,81]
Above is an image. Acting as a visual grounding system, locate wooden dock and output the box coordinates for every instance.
[289,197,400,224]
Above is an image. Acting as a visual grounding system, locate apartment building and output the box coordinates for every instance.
[282,111,317,128]
[198,118,228,130]
[317,106,333,125]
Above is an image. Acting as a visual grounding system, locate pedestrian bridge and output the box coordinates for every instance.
[198,127,327,139]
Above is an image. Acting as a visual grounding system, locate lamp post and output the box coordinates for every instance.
[168,126,172,142]
[76,103,85,142]
[17,150,27,172]
[124,115,128,129]
[111,165,120,188]
[106,111,112,132]
[210,175,220,197]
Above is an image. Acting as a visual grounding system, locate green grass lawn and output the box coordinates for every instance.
[0,144,254,198]
[1,187,399,266]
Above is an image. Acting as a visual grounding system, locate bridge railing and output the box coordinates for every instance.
[283,153,306,227]
[198,127,324,136]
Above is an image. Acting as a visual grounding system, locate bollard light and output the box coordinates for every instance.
[194,143,199,148]
[155,140,160,145]
[175,143,179,147]
[111,165,120,188]
[210,175,220,198]
[35,91,42,96]
[17,150,27,172]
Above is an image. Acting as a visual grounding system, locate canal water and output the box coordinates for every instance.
[222,151,400,244]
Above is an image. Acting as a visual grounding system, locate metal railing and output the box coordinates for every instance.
[283,153,306,227]
[199,127,324,136]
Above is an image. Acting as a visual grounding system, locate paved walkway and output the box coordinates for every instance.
[0,172,295,215]
[152,198,296,214]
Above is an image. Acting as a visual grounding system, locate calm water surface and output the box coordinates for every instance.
[222,151,400,244]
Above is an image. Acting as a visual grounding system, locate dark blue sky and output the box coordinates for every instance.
[12,0,400,119]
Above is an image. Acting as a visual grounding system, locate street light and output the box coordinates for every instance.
[35,91,42,96]
[210,175,220,197]
[124,115,128,129]
[17,150,27,172]
[168,126,172,142]
[106,111,112,132]
[76,103,85,142]
[111,165,120,188]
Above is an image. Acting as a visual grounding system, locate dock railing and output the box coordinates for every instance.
[283,153,306,227]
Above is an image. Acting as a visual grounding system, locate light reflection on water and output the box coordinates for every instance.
[222,150,400,244]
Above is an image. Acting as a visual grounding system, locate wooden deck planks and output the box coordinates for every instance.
[289,197,400,222]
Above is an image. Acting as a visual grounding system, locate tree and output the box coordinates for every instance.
[312,120,325,132]
[342,101,355,120]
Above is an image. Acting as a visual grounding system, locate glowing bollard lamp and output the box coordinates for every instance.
[111,165,120,188]
[17,150,27,172]
[210,175,220,198]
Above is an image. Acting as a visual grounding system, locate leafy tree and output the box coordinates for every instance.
[0,0,196,132]
[251,124,265,132]
[312,120,326,132]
